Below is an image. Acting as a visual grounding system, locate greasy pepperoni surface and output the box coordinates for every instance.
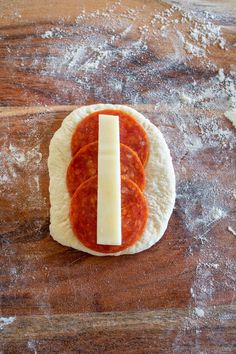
[71,109,149,165]
[70,176,148,253]
[67,141,145,195]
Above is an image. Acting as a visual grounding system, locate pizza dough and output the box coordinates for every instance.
[48,104,176,256]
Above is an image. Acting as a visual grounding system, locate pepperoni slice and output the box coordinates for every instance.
[70,176,148,253]
[71,109,149,165]
[67,141,145,195]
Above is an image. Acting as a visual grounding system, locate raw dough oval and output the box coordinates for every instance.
[48,104,175,256]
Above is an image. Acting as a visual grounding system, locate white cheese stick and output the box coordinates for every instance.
[97,114,122,245]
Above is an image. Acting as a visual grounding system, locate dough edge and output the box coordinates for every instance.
[48,104,176,256]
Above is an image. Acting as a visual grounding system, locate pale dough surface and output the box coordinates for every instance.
[48,104,176,256]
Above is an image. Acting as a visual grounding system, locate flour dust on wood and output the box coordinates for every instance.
[0,0,235,350]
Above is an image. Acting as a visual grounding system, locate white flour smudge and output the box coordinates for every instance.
[0,141,45,217]
[0,316,16,330]
[227,226,236,237]
[194,307,205,317]
[225,110,236,128]
[28,339,38,354]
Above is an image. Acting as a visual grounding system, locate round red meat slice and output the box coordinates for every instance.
[67,141,145,195]
[71,109,149,165]
[70,176,148,253]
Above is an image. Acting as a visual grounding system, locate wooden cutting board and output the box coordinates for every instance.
[1,1,236,353]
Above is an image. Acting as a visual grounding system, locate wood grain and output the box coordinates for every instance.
[0,1,235,107]
[166,0,236,16]
[2,306,236,354]
[0,0,236,353]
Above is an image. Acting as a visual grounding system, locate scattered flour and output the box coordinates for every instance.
[28,340,38,354]
[184,42,205,57]
[1,2,235,352]
[227,226,236,237]
[179,93,194,105]
[41,30,53,39]
[194,307,205,317]
[0,316,16,330]
[0,114,48,245]
[218,68,225,83]
[224,110,236,128]
[209,207,227,221]
[189,21,225,50]
[41,27,67,39]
